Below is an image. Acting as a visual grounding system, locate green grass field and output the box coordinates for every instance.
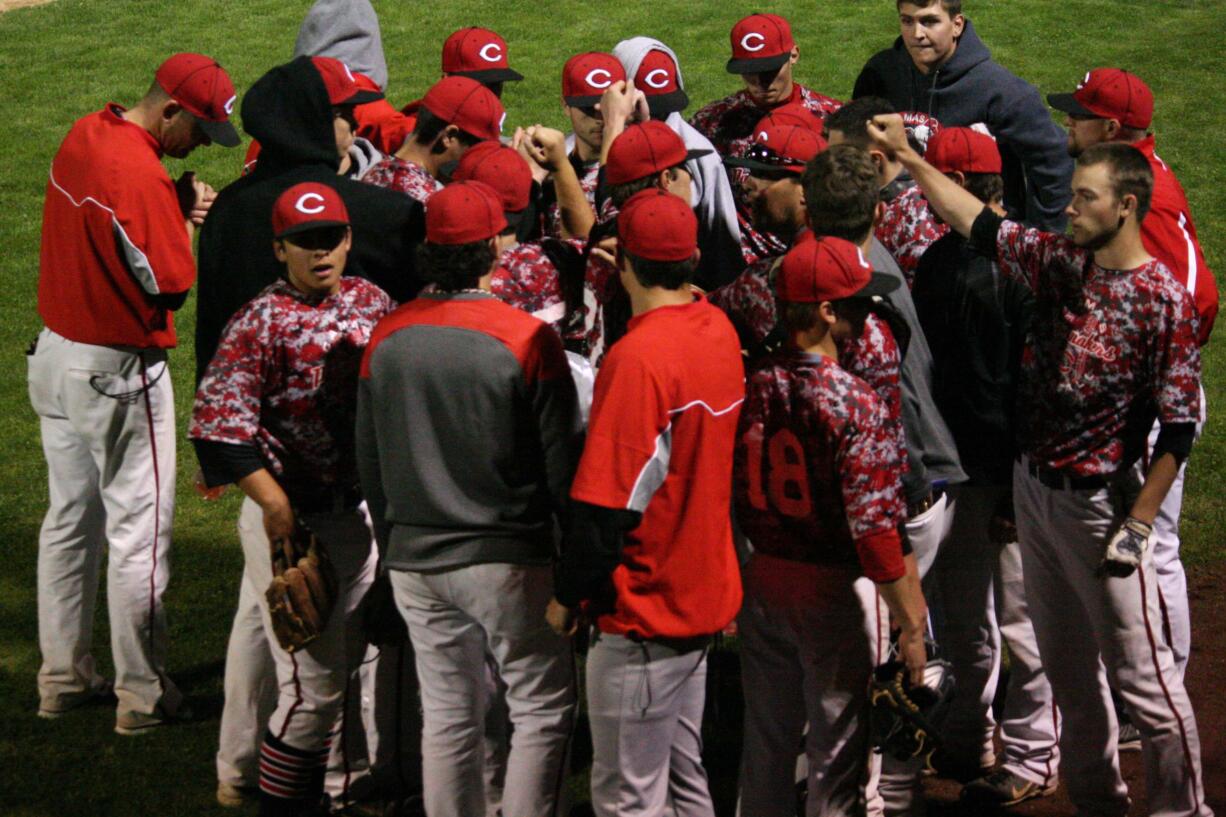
[0,1,1223,814]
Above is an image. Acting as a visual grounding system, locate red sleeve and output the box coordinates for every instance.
[1140,207,1217,344]
[111,161,196,297]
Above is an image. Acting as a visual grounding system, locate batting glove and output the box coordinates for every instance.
[1102,517,1152,577]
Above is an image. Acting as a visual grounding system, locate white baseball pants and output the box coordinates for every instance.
[29,327,181,719]
[389,562,576,817]
[736,554,886,817]
[1014,459,1211,817]
[933,485,1060,784]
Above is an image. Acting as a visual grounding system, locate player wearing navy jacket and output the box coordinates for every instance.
[549,189,744,817]
[868,112,1210,817]
[734,235,926,817]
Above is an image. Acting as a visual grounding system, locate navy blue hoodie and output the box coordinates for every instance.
[854,19,1072,231]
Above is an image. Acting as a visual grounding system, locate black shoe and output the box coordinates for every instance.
[961,769,1057,807]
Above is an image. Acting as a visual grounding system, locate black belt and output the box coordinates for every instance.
[289,484,363,514]
[907,486,945,519]
[1021,459,1108,491]
[621,631,713,654]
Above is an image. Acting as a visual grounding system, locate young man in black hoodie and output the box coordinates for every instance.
[854,0,1072,232]
[195,56,425,383]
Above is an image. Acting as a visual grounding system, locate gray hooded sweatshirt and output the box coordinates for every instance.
[613,37,744,290]
[294,0,389,90]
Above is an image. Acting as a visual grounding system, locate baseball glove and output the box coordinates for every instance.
[266,522,339,653]
[869,654,956,769]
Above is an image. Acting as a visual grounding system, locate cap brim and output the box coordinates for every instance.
[453,67,525,84]
[724,155,803,175]
[646,89,690,118]
[346,88,384,105]
[856,272,902,299]
[726,52,791,75]
[563,94,603,108]
[684,146,713,163]
[199,117,241,148]
[1047,92,1098,118]
[276,220,350,240]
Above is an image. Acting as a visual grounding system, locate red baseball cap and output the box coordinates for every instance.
[311,56,383,106]
[272,182,350,239]
[754,103,824,135]
[725,124,827,176]
[441,27,524,84]
[727,14,795,74]
[925,127,1002,174]
[618,189,698,262]
[606,121,711,185]
[452,141,533,215]
[155,53,240,147]
[1048,68,1154,130]
[562,52,626,107]
[421,76,505,142]
[634,49,689,118]
[425,181,508,245]
[777,235,900,303]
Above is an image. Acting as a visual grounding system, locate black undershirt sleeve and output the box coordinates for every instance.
[192,439,265,488]
[1151,422,1196,468]
[555,500,641,609]
[970,206,1006,259]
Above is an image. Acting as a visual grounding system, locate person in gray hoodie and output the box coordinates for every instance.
[854,0,1073,232]
[612,37,744,290]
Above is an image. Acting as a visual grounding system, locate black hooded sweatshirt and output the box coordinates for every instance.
[195,56,424,380]
[854,20,1073,232]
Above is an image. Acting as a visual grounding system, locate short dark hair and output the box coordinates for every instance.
[412,108,483,149]
[897,0,962,16]
[1077,142,1153,221]
[781,301,822,335]
[607,165,687,208]
[623,249,697,290]
[962,172,1004,205]
[802,144,878,243]
[417,239,495,291]
[825,97,896,149]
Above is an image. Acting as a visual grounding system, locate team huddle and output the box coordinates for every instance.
[29,0,1218,816]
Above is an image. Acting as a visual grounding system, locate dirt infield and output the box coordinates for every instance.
[923,561,1226,815]
[0,0,53,11]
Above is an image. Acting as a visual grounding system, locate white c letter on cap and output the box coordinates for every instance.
[343,63,355,82]
[1077,71,1090,89]
[741,33,766,52]
[295,193,327,215]
[644,68,670,89]
[585,68,613,89]
[224,95,236,115]
[479,43,502,63]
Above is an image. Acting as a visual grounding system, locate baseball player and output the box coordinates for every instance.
[611,37,745,290]
[825,97,949,285]
[362,76,504,203]
[1049,68,1216,685]
[541,52,626,239]
[910,127,1060,806]
[191,183,392,817]
[440,26,524,97]
[30,53,236,732]
[547,189,745,817]
[356,181,580,817]
[854,0,1074,232]
[734,234,927,817]
[689,13,841,157]
[869,112,1212,817]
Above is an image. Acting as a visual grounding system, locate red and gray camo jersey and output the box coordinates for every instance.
[736,206,790,267]
[490,238,586,337]
[189,277,394,492]
[707,258,907,467]
[734,351,907,575]
[876,184,948,286]
[360,155,442,203]
[993,220,1202,476]
[689,85,842,157]
[545,159,600,239]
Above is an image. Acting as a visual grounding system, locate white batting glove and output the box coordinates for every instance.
[1103,517,1151,577]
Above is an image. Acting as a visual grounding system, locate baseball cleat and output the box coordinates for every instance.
[1118,722,1142,752]
[960,769,1058,807]
[216,782,256,808]
[114,702,194,736]
[37,680,114,719]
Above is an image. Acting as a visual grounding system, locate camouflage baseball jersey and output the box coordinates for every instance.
[490,238,587,337]
[737,206,790,267]
[690,84,842,157]
[544,158,600,239]
[190,277,395,495]
[707,258,907,466]
[876,183,948,286]
[360,155,442,203]
[734,350,907,575]
[991,219,1202,475]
